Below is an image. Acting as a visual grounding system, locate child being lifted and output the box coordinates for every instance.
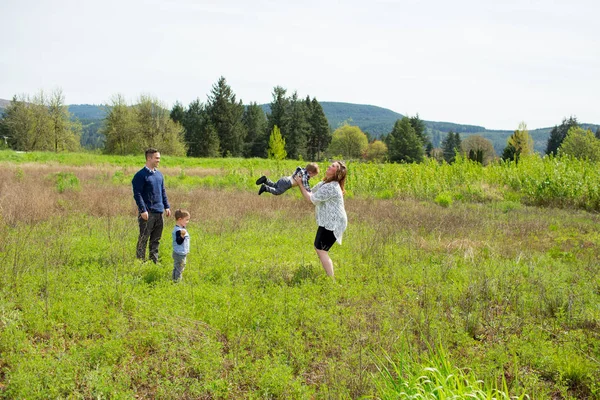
[256,163,319,196]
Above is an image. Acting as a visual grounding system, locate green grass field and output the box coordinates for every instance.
[0,150,599,399]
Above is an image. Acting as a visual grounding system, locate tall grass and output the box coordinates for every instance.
[0,153,599,398]
[2,150,599,210]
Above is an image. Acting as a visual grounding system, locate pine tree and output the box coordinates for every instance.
[306,97,331,161]
[267,125,287,160]
[442,131,461,164]
[207,76,246,157]
[182,99,220,157]
[242,102,267,157]
[388,117,424,163]
[285,92,310,160]
[409,114,432,155]
[546,116,578,155]
[170,101,185,124]
[267,86,290,146]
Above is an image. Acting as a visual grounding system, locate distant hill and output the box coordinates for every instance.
[2,98,598,154]
[68,104,108,120]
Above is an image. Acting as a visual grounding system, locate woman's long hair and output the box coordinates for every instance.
[323,161,347,194]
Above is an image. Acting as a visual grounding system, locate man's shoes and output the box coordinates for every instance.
[256,176,267,185]
[258,184,267,195]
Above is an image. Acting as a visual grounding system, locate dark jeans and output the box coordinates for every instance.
[136,212,163,263]
[264,177,293,195]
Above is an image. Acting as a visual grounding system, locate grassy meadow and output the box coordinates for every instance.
[0,150,599,399]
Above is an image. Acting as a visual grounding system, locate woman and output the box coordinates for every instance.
[294,161,348,277]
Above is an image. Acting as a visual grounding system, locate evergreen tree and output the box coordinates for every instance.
[388,117,424,163]
[441,131,461,164]
[285,92,310,159]
[546,116,578,155]
[595,127,600,140]
[409,114,432,155]
[306,97,331,161]
[207,76,246,157]
[242,102,268,157]
[0,95,37,150]
[183,99,220,157]
[170,101,185,124]
[267,125,287,160]
[267,86,290,145]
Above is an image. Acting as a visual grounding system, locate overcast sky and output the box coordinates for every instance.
[1,0,598,130]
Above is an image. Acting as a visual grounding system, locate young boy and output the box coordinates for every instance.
[172,209,190,282]
[256,162,319,195]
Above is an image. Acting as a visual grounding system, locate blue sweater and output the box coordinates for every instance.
[132,167,170,213]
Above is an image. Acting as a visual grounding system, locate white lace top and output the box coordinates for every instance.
[310,181,348,244]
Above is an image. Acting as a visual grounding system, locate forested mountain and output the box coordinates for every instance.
[2,98,598,154]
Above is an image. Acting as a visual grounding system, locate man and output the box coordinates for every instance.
[132,148,171,263]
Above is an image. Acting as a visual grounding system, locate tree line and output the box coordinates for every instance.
[1,78,599,164]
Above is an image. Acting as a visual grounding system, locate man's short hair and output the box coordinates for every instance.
[145,148,159,160]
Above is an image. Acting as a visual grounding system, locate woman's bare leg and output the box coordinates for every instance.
[315,248,334,277]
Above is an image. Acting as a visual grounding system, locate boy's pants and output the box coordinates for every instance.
[172,253,187,281]
[137,212,163,263]
[264,177,293,195]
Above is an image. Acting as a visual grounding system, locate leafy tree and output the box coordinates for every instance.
[48,89,81,152]
[364,140,388,162]
[182,99,220,157]
[0,90,80,152]
[306,97,331,161]
[388,117,424,163]
[103,94,139,154]
[502,122,534,162]
[595,127,600,140]
[327,123,368,159]
[441,131,461,164]
[558,127,600,161]
[135,95,186,156]
[207,76,246,157]
[267,125,287,160]
[242,102,268,158]
[461,135,496,165]
[103,95,186,155]
[546,116,578,155]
